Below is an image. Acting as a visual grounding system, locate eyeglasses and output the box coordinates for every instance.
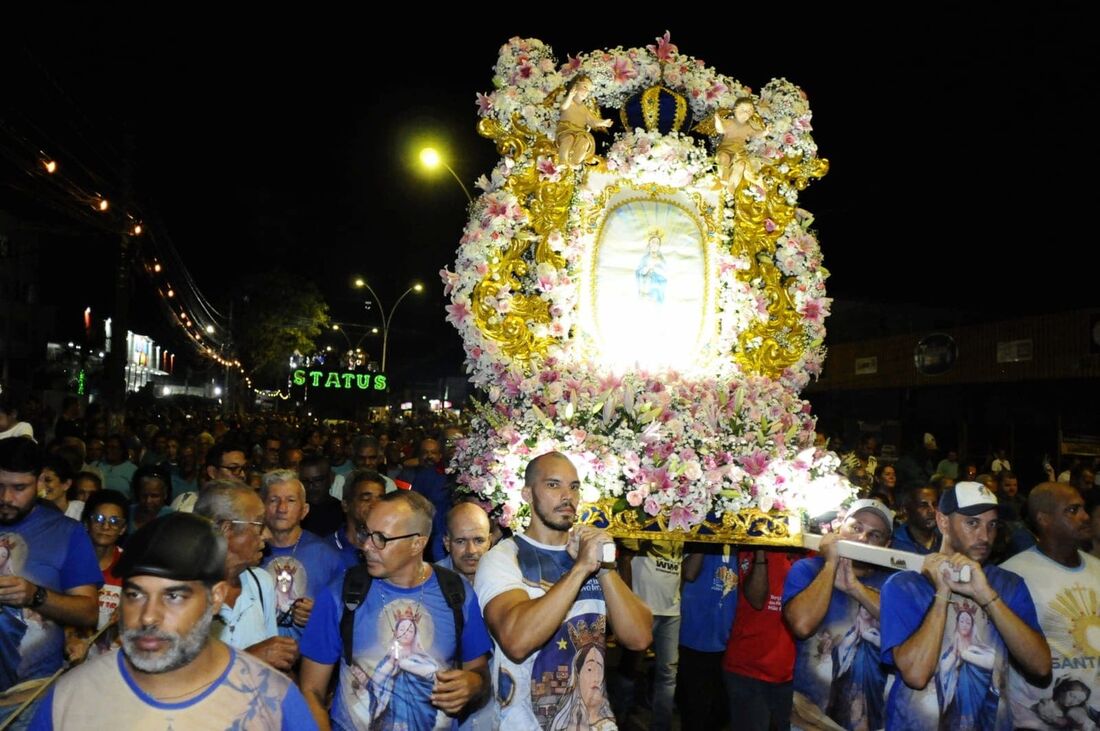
[225,519,265,535]
[358,529,421,550]
[219,464,247,475]
[88,514,124,529]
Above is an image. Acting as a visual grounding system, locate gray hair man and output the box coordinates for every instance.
[259,470,343,639]
[194,480,298,671]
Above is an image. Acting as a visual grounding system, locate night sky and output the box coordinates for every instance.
[2,8,1096,387]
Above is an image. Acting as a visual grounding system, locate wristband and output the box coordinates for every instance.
[980,594,1001,610]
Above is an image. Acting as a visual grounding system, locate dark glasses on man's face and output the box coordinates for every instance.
[89,513,124,529]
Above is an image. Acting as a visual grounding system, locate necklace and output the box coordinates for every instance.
[146,673,219,702]
[380,563,429,661]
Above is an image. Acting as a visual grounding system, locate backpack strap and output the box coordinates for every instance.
[340,564,372,665]
[245,568,264,614]
[339,564,467,668]
[433,565,467,668]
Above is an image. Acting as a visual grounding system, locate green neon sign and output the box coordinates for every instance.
[292,369,387,391]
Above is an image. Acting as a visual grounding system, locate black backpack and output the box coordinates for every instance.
[340,564,466,667]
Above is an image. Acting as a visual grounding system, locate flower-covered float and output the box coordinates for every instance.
[441,33,854,544]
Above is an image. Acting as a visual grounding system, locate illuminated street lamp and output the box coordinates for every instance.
[353,279,425,372]
[418,147,473,204]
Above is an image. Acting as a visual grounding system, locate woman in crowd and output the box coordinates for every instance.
[38,453,83,520]
[66,489,128,662]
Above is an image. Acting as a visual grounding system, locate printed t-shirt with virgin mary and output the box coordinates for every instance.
[0,504,102,692]
[782,556,890,731]
[474,534,615,731]
[1000,547,1100,730]
[261,530,344,639]
[879,564,1041,731]
[299,569,492,731]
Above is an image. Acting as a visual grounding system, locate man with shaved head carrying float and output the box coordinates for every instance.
[29,512,317,729]
[475,452,653,730]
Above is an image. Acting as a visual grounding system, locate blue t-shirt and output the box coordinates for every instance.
[679,548,738,652]
[0,504,102,692]
[410,467,450,563]
[170,469,198,498]
[29,646,317,730]
[327,528,363,571]
[879,564,1041,731]
[261,530,345,639]
[94,461,137,499]
[300,568,493,731]
[890,524,938,555]
[782,556,890,730]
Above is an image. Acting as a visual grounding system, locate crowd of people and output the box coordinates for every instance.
[2,395,1100,730]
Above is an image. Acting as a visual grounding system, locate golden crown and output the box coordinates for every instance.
[566,615,607,651]
[392,603,422,624]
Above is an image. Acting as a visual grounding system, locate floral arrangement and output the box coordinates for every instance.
[443,34,849,530]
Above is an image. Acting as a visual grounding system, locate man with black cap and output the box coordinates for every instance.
[782,498,894,730]
[879,481,1051,730]
[28,512,317,729]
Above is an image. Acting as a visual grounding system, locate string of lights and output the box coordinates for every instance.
[0,108,253,389]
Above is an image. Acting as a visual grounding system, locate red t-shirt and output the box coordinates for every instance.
[721,549,798,683]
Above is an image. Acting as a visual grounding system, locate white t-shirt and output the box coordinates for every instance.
[328,473,397,500]
[0,421,34,441]
[1001,547,1100,729]
[63,500,85,521]
[474,535,614,731]
[624,539,682,616]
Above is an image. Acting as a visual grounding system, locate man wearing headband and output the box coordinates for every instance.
[783,499,895,730]
[879,481,1051,730]
[29,512,317,729]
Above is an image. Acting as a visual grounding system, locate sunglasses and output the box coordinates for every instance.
[88,513,124,529]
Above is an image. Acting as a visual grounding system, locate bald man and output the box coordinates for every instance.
[1002,483,1100,728]
[436,502,495,730]
[438,502,492,583]
[475,452,652,729]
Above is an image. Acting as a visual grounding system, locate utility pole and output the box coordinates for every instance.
[104,135,135,409]
[223,300,233,416]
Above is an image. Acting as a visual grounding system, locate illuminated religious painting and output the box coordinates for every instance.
[442,33,851,540]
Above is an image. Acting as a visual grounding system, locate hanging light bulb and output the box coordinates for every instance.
[97,198,109,212]
[132,223,143,235]
[153,262,162,273]
[43,159,58,174]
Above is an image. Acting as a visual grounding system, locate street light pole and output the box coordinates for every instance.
[355,281,424,373]
[419,148,473,204]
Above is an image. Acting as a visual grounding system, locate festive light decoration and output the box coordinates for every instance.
[256,388,291,400]
[291,369,387,391]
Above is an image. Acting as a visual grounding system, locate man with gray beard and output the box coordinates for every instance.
[28,513,317,730]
